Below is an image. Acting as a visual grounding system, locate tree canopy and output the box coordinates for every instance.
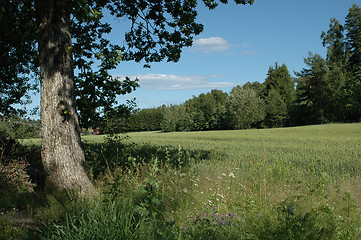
[1,0,255,193]
[1,0,254,124]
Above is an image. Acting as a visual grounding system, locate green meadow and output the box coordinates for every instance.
[8,123,361,239]
[124,123,361,179]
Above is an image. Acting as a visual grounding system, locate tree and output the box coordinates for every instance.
[264,89,287,128]
[227,85,265,129]
[345,4,361,120]
[0,1,38,115]
[184,89,228,130]
[2,0,255,194]
[243,81,266,99]
[128,107,164,131]
[161,104,191,132]
[294,53,330,125]
[318,4,361,122]
[185,93,216,130]
[264,63,295,108]
[321,18,348,66]
[321,18,349,121]
[209,89,229,129]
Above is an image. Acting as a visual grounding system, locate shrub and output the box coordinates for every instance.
[0,130,35,193]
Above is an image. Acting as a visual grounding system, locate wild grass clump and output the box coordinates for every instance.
[37,196,177,240]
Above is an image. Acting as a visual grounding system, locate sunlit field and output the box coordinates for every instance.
[124,123,361,180]
[15,123,361,239]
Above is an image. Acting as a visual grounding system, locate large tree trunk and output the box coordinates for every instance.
[36,0,94,194]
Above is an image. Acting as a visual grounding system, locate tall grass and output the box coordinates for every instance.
[13,123,361,239]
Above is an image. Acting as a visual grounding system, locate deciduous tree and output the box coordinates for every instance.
[227,86,265,129]
[2,0,254,194]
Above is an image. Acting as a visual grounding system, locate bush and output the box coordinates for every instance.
[0,130,36,193]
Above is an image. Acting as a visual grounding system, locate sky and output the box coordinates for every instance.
[109,0,358,109]
[25,0,359,117]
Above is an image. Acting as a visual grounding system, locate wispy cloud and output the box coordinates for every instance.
[241,49,257,55]
[240,43,257,55]
[114,74,235,90]
[192,37,256,56]
[192,37,234,54]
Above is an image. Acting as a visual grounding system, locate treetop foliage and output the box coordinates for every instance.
[0,0,38,115]
[1,0,254,126]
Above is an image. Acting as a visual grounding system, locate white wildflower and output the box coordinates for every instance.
[217,193,224,198]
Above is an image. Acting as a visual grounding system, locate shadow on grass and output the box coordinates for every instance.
[83,137,225,180]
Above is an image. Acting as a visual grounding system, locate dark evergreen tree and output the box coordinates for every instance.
[294,53,330,124]
[264,89,287,128]
[345,4,361,120]
[264,63,295,108]
[321,18,349,121]
[321,18,348,66]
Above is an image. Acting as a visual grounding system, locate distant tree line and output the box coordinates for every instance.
[124,63,294,132]
[118,4,361,133]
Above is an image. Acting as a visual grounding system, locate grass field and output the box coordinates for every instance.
[123,123,361,179]
[13,123,361,239]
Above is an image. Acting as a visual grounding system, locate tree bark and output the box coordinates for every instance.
[36,0,94,194]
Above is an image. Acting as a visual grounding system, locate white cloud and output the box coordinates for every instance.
[192,37,234,54]
[240,43,257,55]
[114,74,235,90]
[241,49,257,55]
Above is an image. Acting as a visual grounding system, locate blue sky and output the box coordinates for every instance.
[25,0,359,116]
[111,0,358,109]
